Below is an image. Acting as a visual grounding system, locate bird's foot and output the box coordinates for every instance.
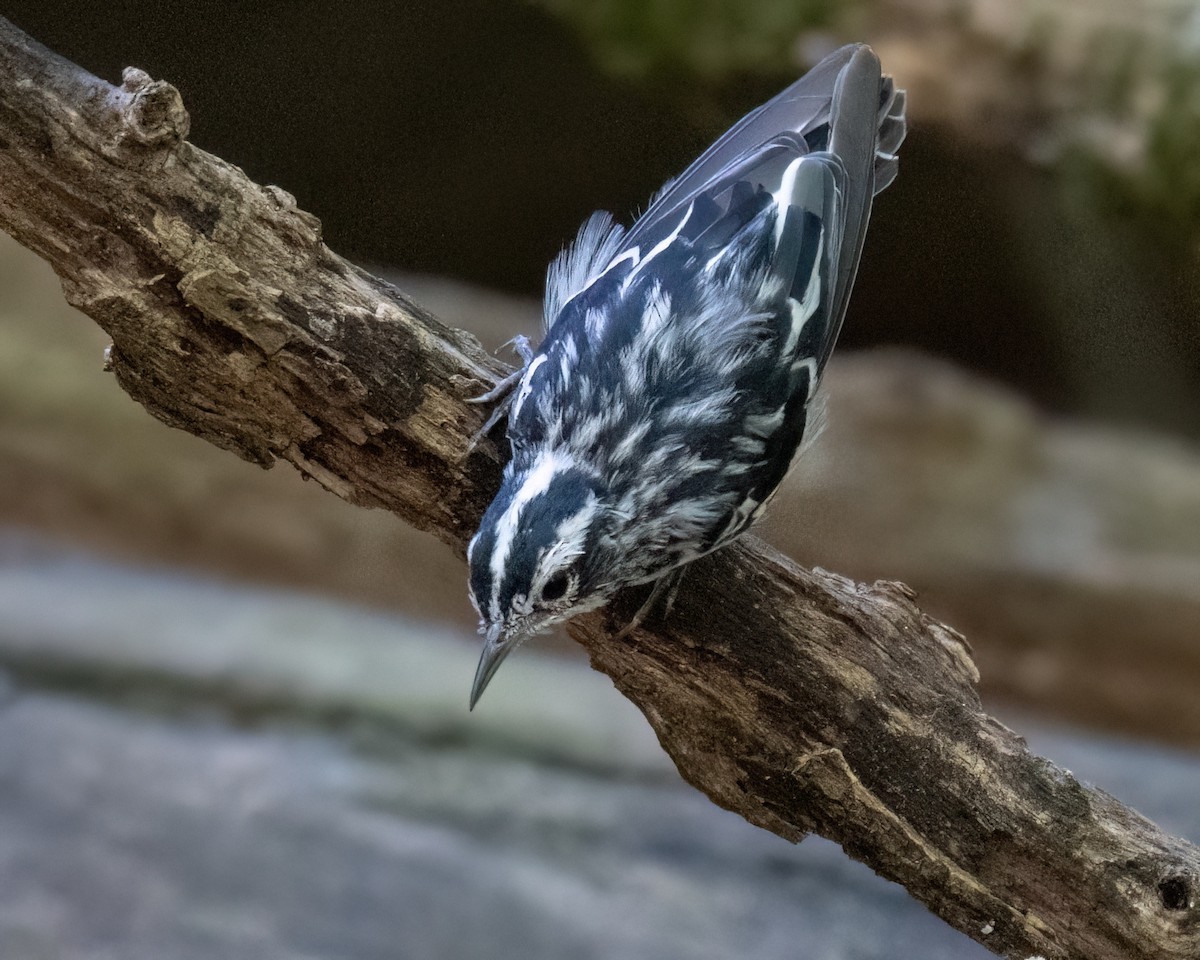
[465,336,536,450]
[503,334,535,364]
[614,568,686,641]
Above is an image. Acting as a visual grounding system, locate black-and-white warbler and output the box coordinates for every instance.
[467,43,906,707]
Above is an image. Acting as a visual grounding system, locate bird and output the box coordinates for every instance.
[465,43,906,708]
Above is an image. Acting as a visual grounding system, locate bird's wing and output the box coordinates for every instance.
[543,44,904,356]
[625,44,856,248]
[625,43,904,371]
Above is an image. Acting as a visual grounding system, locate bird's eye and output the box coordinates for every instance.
[541,572,571,603]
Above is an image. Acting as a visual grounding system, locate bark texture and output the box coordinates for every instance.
[1,17,1197,959]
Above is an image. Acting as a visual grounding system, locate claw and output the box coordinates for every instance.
[614,568,686,641]
[504,334,535,364]
[465,368,524,406]
[516,336,534,364]
[464,335,538,452]
[466,334,536,406]
[465,372,519,452]
[466,394,515,452]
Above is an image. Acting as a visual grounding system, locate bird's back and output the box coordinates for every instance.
[466,44,907,706]
[512,43,906,576]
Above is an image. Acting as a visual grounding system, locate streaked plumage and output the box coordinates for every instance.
[467,44,906,707]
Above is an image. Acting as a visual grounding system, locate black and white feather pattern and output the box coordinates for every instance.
[467,44,906,702]
[518,44,905,559]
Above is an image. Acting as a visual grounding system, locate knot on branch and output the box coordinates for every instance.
[120,67,190,147]
[1158,873,1193,911]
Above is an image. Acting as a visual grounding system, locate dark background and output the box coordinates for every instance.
[7,1,1198,437]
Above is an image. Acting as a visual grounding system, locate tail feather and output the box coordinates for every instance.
[874,82,907,193]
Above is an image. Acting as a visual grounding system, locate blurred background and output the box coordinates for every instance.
[1,2,1199,958]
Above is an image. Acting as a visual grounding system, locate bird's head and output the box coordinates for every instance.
[467,454,614,707]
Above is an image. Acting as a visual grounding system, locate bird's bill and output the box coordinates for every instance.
[469,621,518,710]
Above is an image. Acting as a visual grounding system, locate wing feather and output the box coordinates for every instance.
[542,43,907,368]
[623,45,862,248]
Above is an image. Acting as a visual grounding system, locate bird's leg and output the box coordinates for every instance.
[614,567,687,641]
[465,335,535,449]
[465,335,535,404]
[506,334,535,365]
[658,566,686,619]
[466,369,523,407]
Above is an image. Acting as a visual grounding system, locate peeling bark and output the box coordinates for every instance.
[1,17,1197,959]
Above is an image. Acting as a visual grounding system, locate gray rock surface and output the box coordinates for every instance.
[1,534,1197,959]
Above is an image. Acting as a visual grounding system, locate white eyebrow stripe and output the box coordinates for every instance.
[488,451,573,620]
[532,493,599,597]
[551,495,597,559]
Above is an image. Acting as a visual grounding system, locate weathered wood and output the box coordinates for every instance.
[1,17,1196,959]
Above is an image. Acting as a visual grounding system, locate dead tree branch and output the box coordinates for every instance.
[0,17,1196,959]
